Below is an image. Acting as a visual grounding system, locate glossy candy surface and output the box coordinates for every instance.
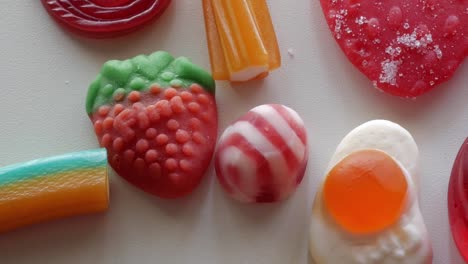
[202,0,281,82]
[86,51,217,199]
[215,104,308,203]
[0,149,109,233]
[309,120,433,264]
[41,0,171,38]
[448,138,468,262]
[323,149,408,235]
[319,0,467,97]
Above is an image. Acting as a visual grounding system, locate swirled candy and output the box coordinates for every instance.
[215,104,308,203]
[42,0,171,38]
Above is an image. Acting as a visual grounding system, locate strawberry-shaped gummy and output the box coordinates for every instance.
[86,51,217,198]
[320,0,467,97]
[41,0,171,38]
[448,138,468,261]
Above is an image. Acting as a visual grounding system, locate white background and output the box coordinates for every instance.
[0,1,466,263]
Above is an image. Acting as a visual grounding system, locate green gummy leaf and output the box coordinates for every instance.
[148,51,174,72]
[129,77,147,91]
[85,75,102,114]
[101,84,114,96]
[101,60,134,86]
[86,51,215,114]
[173,57,216,94]
[132,55,158,79]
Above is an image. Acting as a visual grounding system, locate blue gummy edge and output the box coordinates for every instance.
[0,149,107,186]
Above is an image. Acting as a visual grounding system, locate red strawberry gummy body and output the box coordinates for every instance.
[41,0,171,38]
[86,51,217,198]
[448,138,468,261]
[215,104,308,203]
[319,0,467,97]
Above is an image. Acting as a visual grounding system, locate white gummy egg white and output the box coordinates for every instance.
[309,120,432,264]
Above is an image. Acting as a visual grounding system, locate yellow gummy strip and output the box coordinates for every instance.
[250,0,281,70]
[203,0,229,80]
[202,0,281,81]
[0,167,108,233]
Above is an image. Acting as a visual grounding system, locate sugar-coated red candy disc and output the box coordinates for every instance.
[41,0,172,38]
[320,0,467,97]
[448,138,468,262]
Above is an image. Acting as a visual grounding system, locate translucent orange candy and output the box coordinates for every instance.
[202,0,281,82]
[323,149,408,234]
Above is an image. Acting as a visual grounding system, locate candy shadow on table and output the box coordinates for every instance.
[305,215,466,264]
[0,166,211,263]
[308,0,465,135]
[209,163,312,264]
[314,47,466,139]
[448,230,466,263]
[96,168,212,261]
[40,0,178,61]
[311,28,461,115]
[0,208,110,263]
[216,77,287,129]
[308,254,316,264]
[212,78,317,263]
[109,164,211,218]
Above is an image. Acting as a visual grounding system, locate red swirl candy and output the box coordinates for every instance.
[41,0,171,38]
[215,104,308,203]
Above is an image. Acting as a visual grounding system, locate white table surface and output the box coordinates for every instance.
[0,1,466,263]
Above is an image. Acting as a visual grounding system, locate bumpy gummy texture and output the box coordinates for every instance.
[320,0,467,97]
[215,104,308,203]
[41,0,172,38]
[448,138,468,262]
[0,149,109,233]
[86,51,217,199]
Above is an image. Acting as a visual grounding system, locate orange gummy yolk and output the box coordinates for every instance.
[323,149,408,234]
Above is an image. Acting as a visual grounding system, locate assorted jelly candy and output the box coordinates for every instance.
[319,0,467,97]
[448,138,468,261]
[41,0,172,38]
[202,0,281,82]
[309,120,433,263]
[215,104,308,203]
[0,149,109,233]
[86,51,217,199]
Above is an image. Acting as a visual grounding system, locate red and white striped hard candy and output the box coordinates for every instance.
[215,104,308,203]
